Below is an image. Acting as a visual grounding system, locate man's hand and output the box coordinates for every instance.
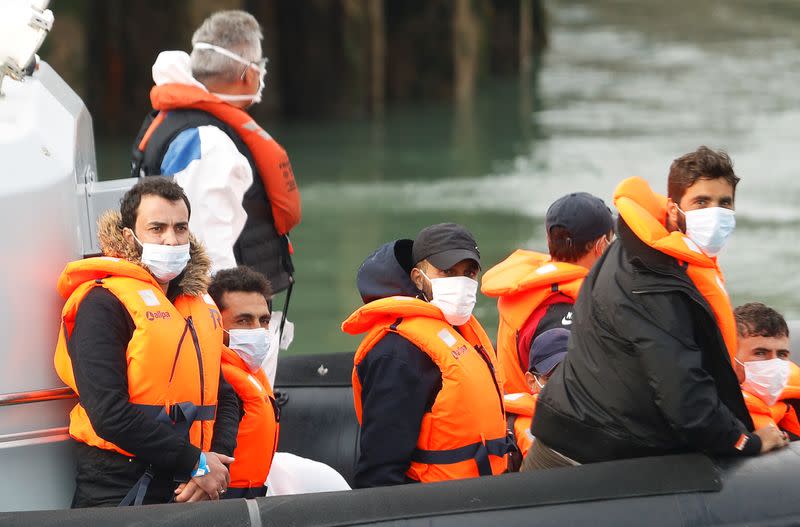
[754,424,790,454]
[174,452,234,502]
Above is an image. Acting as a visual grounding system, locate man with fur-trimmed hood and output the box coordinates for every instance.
[54,178,240,507]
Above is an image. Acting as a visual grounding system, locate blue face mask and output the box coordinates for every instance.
[680,206,736,257]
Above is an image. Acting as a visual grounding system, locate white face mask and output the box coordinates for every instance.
[740,358,791,406]
[680,206,736,257]
[193,42,267,105]
[264,312,294,387]
[228,327,272,373]
[132,232,190,282]
[421,271,478,326]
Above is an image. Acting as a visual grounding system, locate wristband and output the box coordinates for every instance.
[192,452,210,478]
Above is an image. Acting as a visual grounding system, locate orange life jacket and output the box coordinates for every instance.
[221,346,280,495]
[482,250,586,394]
[743,362,800,437]
[54,257,222,456]
[503,392,538,457]
[343,296,511,482]
[614,177,738,363]
[141,84,301,235]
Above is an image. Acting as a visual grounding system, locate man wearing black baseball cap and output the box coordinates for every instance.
[482,192,614,395]
[342,223,512,488]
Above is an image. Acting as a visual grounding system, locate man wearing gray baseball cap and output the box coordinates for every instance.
[342,223,514,487]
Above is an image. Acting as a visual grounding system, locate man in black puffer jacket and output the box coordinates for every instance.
[528,147,788,468]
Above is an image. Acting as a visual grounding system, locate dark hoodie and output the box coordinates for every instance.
[67,211,239,508]
[353,240,443,488]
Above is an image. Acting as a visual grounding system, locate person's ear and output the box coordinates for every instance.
[734,356,746,385]
[594,236,605,256]
[410,267,425,291]
[525,371,538,394]
[666,198,680,231]
[122,227,135,246]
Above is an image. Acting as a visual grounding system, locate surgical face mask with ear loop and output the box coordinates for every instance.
[678,206,736,257]
[739,358,791,406]
[420,271,478,326]
[130,231,190,282]
[193,42,267,105]
[227,327,272,373]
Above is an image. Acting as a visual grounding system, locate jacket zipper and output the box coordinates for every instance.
[186,316,206,447]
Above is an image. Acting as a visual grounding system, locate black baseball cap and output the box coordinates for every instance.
[529,328,570,375]
[545,192,614,245]
[412,223,481,270]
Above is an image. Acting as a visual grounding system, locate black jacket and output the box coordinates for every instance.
[532,218,759,463]
[352,240,443,488]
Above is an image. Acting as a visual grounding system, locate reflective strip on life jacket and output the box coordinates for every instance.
[344,296,509,482]
[482,250,586,394]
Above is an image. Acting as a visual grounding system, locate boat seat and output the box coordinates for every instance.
[273,352,360,487]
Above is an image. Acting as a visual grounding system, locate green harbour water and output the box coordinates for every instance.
[98,0,800,355]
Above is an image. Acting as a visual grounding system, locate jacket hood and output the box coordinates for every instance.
[152,51,208,90]
[58,210,211,299]
[356,239,422,304]
[481,250,588,297]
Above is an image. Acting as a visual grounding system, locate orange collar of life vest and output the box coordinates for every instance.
[58,257,161,299]
[613,177,737,363]
[342,296,462,335]
[481,250,588,297]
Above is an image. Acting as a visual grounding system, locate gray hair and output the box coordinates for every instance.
[190,10,263,83]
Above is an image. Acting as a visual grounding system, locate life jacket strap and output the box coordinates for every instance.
[222,486,268,499]
[132,402,217,438]
[118,467,154,507]
[411,436,516,476]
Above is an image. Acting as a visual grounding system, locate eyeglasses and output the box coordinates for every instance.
[239,58,268,80]
[193,42,269,80]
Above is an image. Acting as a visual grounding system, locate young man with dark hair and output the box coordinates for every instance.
[482,192,613,393]
[209,266,279,498]
[734,303,799,440]
[54,177,239,507]
[343,223,513,487]
[530,146,788,468]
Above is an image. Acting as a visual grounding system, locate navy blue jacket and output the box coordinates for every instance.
[352,240,443,488]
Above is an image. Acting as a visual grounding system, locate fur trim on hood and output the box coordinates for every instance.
[97,210,211,296]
